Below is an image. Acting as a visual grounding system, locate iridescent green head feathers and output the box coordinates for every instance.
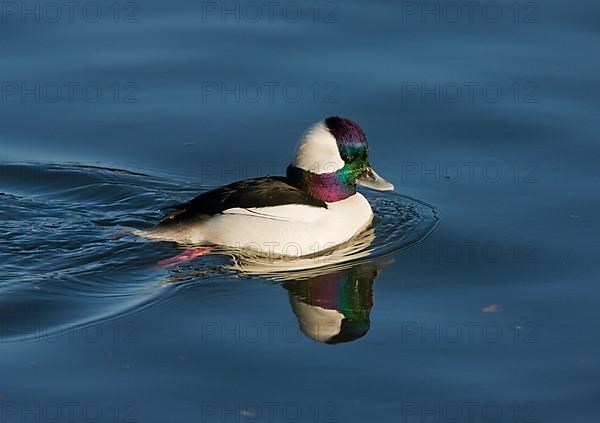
[287,116,393,202]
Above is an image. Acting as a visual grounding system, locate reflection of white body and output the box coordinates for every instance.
[144,193,373,257]
[226,227,377,276]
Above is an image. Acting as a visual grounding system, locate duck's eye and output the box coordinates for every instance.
[341,153,352,162]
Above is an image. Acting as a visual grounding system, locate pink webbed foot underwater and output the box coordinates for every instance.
[157,247,213,268]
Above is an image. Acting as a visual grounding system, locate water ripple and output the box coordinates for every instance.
[0,162,438,341]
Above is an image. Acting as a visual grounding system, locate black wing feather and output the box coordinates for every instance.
[159,177,326,225]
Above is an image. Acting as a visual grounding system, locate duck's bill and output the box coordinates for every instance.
[356,166,394,191]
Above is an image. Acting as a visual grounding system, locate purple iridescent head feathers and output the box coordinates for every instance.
[287,117,393,202]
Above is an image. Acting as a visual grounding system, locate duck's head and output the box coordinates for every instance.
[287,116,393,202]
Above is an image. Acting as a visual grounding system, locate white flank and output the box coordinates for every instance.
[139,193,374,258]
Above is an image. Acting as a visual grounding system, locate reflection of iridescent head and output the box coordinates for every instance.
[284,261,381,344]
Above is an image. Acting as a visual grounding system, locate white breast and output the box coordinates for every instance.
[146,193,374,257]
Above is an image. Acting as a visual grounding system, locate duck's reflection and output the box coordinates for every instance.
[220,228,389,343]
[160,228,389,344]
[282,260,387,344]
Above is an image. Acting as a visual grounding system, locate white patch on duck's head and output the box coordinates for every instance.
[292,121,345,174]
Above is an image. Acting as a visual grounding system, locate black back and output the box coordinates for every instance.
[159,177,327,225]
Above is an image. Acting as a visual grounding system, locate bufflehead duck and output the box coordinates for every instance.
[144,116,393,257]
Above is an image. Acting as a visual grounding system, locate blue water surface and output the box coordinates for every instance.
[1,0,599,422]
